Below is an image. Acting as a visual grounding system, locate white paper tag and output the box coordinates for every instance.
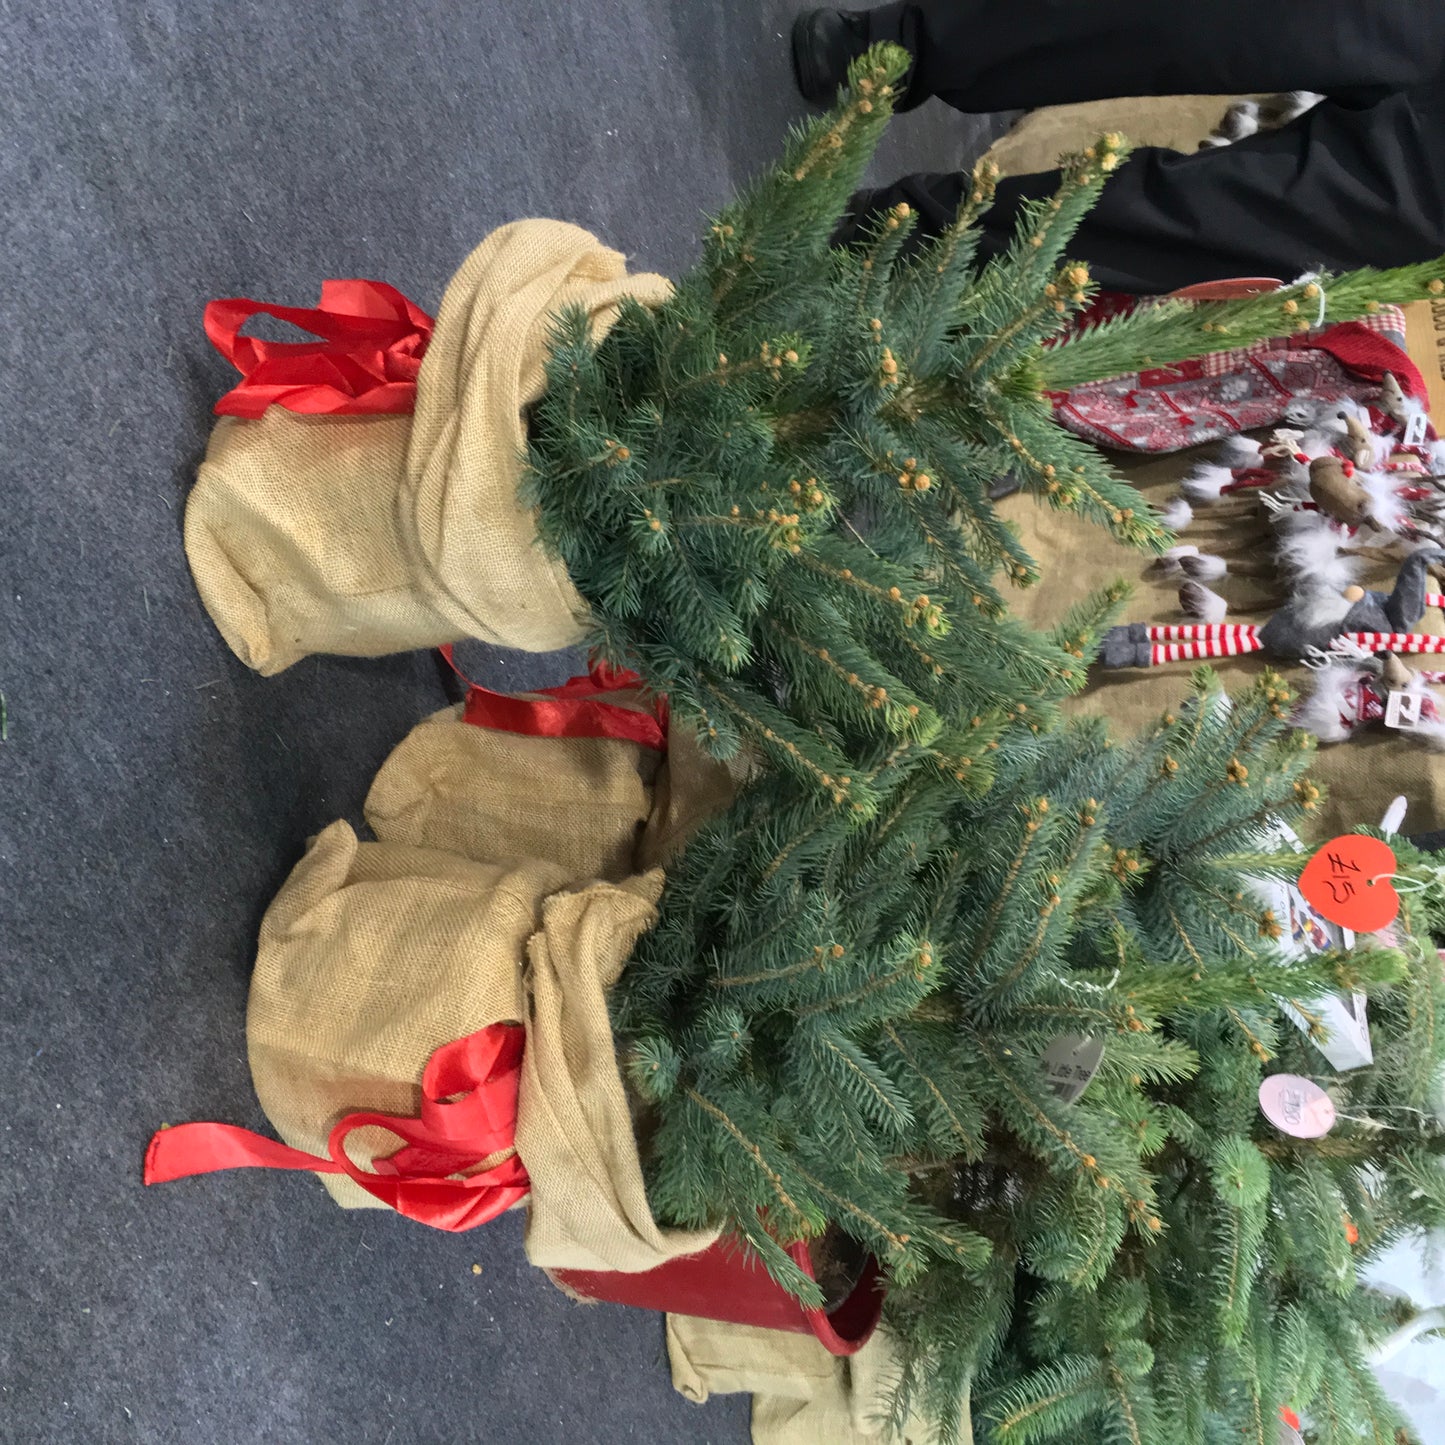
[1260,1073,1336,1138]
[1041,1035,1104,1105]
[1405,411,1430,447]
[1280,989,1375,1070]
[1381,794,1409,836]
[1386,689,1424,730]
[1279,1422,1306,1445]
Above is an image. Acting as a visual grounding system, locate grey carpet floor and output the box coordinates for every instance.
[0,4,1009,1441]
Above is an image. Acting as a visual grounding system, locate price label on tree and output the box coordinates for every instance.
[1299,834,1399,932]
[1259,1074,1336,1138]
[1041,1035,1104,1105]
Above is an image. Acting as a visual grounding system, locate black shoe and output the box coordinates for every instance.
[791,8,871,106]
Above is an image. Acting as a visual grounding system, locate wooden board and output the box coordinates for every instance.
[1402,298,1445,422]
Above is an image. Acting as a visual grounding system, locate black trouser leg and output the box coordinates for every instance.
[844,85,1445,294]
[860,1,1445,111]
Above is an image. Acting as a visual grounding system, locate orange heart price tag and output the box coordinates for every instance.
[1298,834,1399,932]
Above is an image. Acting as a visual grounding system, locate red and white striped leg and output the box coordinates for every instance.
[1145,624,1263,665]
[1341,632,1445,655]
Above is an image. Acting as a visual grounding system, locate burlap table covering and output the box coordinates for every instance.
[185,220,671,674]
[996,458,1445,834]
[247,717,737,1271]
[986,95,1246,180]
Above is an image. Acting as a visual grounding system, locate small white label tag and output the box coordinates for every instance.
[1041,1035,1104,1105]
[1386,689,1424,730]
[1404,411,1430,447]
[1259,1073,1337,1138]
[1381,794,1409,835]
[1272,884,1374,1069]
[1281,989,1375,1070]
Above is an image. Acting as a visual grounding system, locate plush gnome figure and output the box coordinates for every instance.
[1296,647,1445,746]
[1098,365,1445,749]
[1100,548,1445,670]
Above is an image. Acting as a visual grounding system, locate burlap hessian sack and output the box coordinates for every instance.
[515,875,719,1271]
[245,822,718,1269]
[363,704,743,877]
[245,821,565,1208]
[248,718,737,1266]
[363,703,663,881]
[185,220,672,675]
[665,1315,966,1445]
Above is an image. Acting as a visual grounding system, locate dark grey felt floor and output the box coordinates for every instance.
[0,5,1008,1442]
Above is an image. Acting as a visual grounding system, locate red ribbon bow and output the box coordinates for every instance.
[144,1025,530,1232]
[205,279,434,418]
[440,645,668,752]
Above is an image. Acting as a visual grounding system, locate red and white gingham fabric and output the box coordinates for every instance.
[1050,304,1410,454]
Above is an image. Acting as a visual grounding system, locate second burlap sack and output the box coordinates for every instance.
[185,220,672,674]
[665,1315,967,1445]
[361,701,740,877]
[248,715,737,1270]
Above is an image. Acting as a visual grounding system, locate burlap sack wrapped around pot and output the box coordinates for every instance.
[185,220,672,675]
[666,1316,964,1445]
[246,822,717,1270]
[363,703,740,877]
[248,719,737,1268]
[246,822,562,1206]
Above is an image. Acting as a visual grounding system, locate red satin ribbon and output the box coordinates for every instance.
[144,1025,531,1232]
[439,645,668,752]
[205,279,434,418]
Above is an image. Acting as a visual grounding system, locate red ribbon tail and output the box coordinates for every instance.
[461,686,666,750]
[440,646,667,751]
[146,1025,533,1232]
[144,1122,339,1185]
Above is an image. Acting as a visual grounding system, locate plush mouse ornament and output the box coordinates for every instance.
[1308,456,1372,528]
[1379,370,1413,428]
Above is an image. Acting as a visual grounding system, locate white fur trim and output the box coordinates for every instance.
[1179,580,1229,623]
[1358,469,1409,535]
[1295,668,1358,743]
[1158,497,1194,531]
[1179,553,1228,581]
[1218,435,1264,467]
[1181,463,1235,501]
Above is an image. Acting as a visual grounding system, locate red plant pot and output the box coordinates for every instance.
[552,1236,885,1356]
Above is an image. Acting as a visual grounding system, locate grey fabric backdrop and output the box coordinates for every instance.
[0,3,1001,1442]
